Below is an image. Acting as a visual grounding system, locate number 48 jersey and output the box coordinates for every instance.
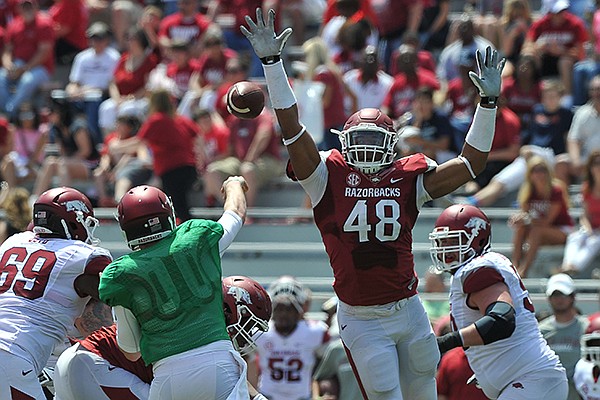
[0,231,112,374]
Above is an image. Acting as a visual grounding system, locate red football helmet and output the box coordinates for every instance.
[117,186,176,250]
[222,275,272,356]
[429,204,492,272]
[334,108,399,175]
[33,187,99,244]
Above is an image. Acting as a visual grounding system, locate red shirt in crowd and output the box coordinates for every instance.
[383,68,440,119]
[166,58,201,97]
[314,67,347,128]
[196,48,237,88]
[212,0,262,32]
[137,112,198,176]
[492,106,521,151]
[158,12,211,45]
[48,0,88,51]
[227,111,280,160]
[113,52,159,96]
[5,13,55,73]
[501,76,542,122]
[582,183,600,229]
[446,78,477,119]
[526,11,588,59]
[528,184,574,227]
[437,347,489,400]
[370,0,425,37]
[389,49,436,75]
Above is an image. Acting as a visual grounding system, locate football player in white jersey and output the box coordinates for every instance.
[253,277,329,400]
[430,204,568,400]
[574,326,600,400]
[0,187,113,400]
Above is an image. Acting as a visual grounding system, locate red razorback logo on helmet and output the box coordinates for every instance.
[512,382,524,389]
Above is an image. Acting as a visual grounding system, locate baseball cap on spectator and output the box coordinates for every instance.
[86,22,111,39]
[546,273,575,296]
[541,0,569,14]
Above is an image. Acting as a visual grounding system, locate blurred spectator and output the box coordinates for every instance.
[0,0,55,118]
[332,17,373,74]
[320,0,378,63]
[509,156,573,277]
[381,44,439,120]
[567,74,600,180]
[389,31,436,75]
[137,5,162,56]
[501,54,542,132]
[98,27,158,136]
[343,45,392,112]
[252,277,329,400]
[369,0,424,71]
[134,89,199,221]
[302,36,349,151]
[192,108,229,174]
[48,0,88,65]
[206,0,263,77]
[212,57,249,120]
[165,39,201,102]
[0,116,13,168]
[158,0,212,58]
[0,184,31,244]
[191,26,237,108]
[443,47,478,153]
[398,86,454,163]
[539,273,590,400]
[522,0,588,108]
[418,0,450,55]
[0,103,46,188]
[203,109,282,208]
[571,0,600,106]
[111,0,144,51]
[496,0,532,77]
[93,113,152,207]
[313,339,363,400]
[420,266,449,327]
[561,151,600,276]
[464,98,521,194]
[436,16,494,88]
[461,78,572,207]
[267,0,325,47]
[436,347,488,400]
[66,21,120,145]
[32,97,100,198]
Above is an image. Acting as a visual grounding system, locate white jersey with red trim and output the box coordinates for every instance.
[574,359,600,400]
[0,231,112,373]
[449,251,563,399]
[256,319,329,400]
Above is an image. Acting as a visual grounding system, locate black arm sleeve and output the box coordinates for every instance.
[474,301,516,345]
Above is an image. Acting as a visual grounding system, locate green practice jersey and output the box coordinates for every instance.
[98,219,230,364]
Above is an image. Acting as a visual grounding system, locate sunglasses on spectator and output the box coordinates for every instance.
[205,41,221,47]
[531,166,548,173]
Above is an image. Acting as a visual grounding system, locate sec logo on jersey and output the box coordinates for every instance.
[346,172,361,187]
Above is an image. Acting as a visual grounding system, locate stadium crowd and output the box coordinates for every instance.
[1,0,600,398]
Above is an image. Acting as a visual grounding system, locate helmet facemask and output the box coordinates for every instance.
[335,123,398,175]
[227,303,270,356]
[581,332,600,367]
[429,227,478,272]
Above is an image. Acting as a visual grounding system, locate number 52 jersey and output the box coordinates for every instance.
[0,231,112,374]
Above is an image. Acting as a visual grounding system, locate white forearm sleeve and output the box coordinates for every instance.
[218,210,243,256]
[113,306,141,353]
[465,105,497,152]
[263,60,297,109]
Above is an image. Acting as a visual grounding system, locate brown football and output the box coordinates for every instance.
[226,81,265,119]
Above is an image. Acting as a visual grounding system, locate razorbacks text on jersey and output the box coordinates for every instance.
[299,150,436,306]
[449,252,563,399]
[256,319,329,400]
[0,231,112,373]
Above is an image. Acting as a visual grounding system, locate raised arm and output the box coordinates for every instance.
[424,47,506,199]
[241,8,321,180]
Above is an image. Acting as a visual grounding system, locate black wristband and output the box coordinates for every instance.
[260,55,281,65]
[480,96,498,106]
[437,331,463,353]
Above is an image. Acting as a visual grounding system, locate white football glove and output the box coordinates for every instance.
[240,8,293,60]
[468,46,505,99]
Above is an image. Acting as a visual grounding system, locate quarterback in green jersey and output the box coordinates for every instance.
[99,177,250,400]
